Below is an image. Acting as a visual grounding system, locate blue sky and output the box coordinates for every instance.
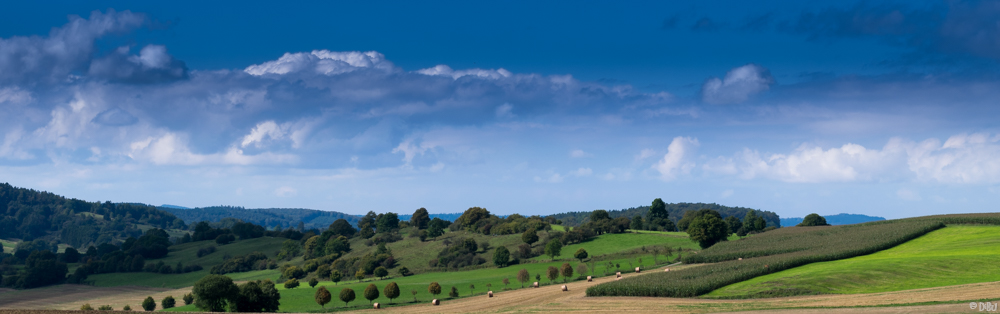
[2,1,999,219]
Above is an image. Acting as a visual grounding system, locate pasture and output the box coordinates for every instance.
[707,225,1000,298]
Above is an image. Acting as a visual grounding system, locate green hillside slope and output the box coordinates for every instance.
[706,225,1000,298]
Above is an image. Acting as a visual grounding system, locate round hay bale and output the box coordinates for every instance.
[488,291,493,297]
[532,281,539,288]
[664,268,670,272]
[432,299,440,306]
[738,257,743,260]
[586,276,592,282]
[615,276,621,281]
[635,267,641,273]
[561,285,568,291]
[616,272,621,278]
[373,303,381,309]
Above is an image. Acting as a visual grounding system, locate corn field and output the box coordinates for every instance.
[586,213,1000,297]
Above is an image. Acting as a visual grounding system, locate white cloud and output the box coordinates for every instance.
[417,64,513,80]
[274,186,297,197]
[570,168,593,177]
[652,136,699,180]
[735,143,900,183]
[244,50,394,76]
[129,133,297,166]
[534,173,564,183]
[392,140,434,166]
[495,103,515,118]
[635,149,657,161]
[721,189,734,198]
[241,121,287,148]
[570,149,591,158]
[701,64,775,104]
[0,87,33,104]
[905,133,1000,183]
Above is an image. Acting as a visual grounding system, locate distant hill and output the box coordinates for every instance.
[398,213,463,222]
[0,182,185,248]
[547,202,781,228]
[158,206,362,230]
[781,213,886,226]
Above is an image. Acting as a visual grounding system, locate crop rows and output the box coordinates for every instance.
[586,219,949,297]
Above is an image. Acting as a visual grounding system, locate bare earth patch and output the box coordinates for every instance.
[0,284,192,311]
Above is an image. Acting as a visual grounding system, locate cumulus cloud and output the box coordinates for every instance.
[570,149,591,158]
[701,64,775,104]
[88,45,188,83]
[128,133,296,166]
[92,107,138,126]
[0,9,146,84]
[713,133,1000,184]
[244,50,394,76]
[0,87,33,104]
[241,121,287,148]
[652,136,699,180]
[417,64,513,80]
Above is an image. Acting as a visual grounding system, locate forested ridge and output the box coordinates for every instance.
[548,202,780,228]
[0,182,185,247]
[160,206,362,230]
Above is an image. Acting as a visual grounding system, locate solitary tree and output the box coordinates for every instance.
[411,207,431,229]
[284,278,300,289]
[141,297,156,311]
[574,248,588,262]
[363,284,379,304]
[687,210,730,249]
[411,289,418,302]
[384,282,400,303]
[560,263,573,283]
[799,213,829,226]
[161,296,175,309]
[493,246,510,267]
[576,263,588,278]
[374,266,388,279]
[428,282,442,298]
[315,286,331,309]
[355,269,366,282]
[469,283,475,296]
[192,274,239,312]
[517,269,529,288]
[309,278,319,288]
[502,277,510,290]
[546,266,559,284]
[339,288,355,307]
[522,229,539,246]
[647,198,668,222]
[331,270,342,285]
[545,239,562,260]
[449,286,459,298]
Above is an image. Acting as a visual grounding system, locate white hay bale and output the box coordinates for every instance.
[664,268,670,272]
[616,272,621,278]
[586,276,592,282]
[738,258,743,260]
[635,267,641,273]
[561,285,568,291]
[532,281,539,288]
[432,299,440,305]
[373,303,381,309]
[488,291,493,297]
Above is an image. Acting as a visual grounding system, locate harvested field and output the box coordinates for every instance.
[0,284,191,311]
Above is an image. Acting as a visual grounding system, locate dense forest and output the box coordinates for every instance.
[547,202,781,229]
[0,183,185,247]
[160,206,362,230]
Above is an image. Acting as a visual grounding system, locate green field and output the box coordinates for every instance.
[163,250,676,312]
[550,225,566,232]
[706,225,1000,298]
[88,237,287,288]
[1,238,16,251]
[529,232,696,261]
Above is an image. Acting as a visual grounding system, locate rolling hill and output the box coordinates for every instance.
[780,213,885,226]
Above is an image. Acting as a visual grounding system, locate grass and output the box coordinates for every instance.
[550,225,566,232]
[587,219,947,297]
[1,238,16,251]
[87,237,286,288]
[706,225,1000,298]
[162,250,678,313]
[529,232,695,262]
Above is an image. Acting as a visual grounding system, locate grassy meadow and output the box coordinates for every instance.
[706,225,1000,297]
[87,237,286,288]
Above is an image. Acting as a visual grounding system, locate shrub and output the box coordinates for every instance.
[799,213,829,226]
[98,305,113,311]
[315,286,331,308]
[141,296,156,311]
[374,266,388,279]
[340,288,355,306]
[122,305,132,311]
[309,277,319,288]
[331,270,342,285]
[448,286,459,298]
[192,275,239,312]
[161,296,175,309]
[182,293,194,305]
[284,278,300,289]
[397,266,411,277]
[364,284,379,304]
[80,303,94,311]
[235,280,281,312]
[196,246,216,258]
